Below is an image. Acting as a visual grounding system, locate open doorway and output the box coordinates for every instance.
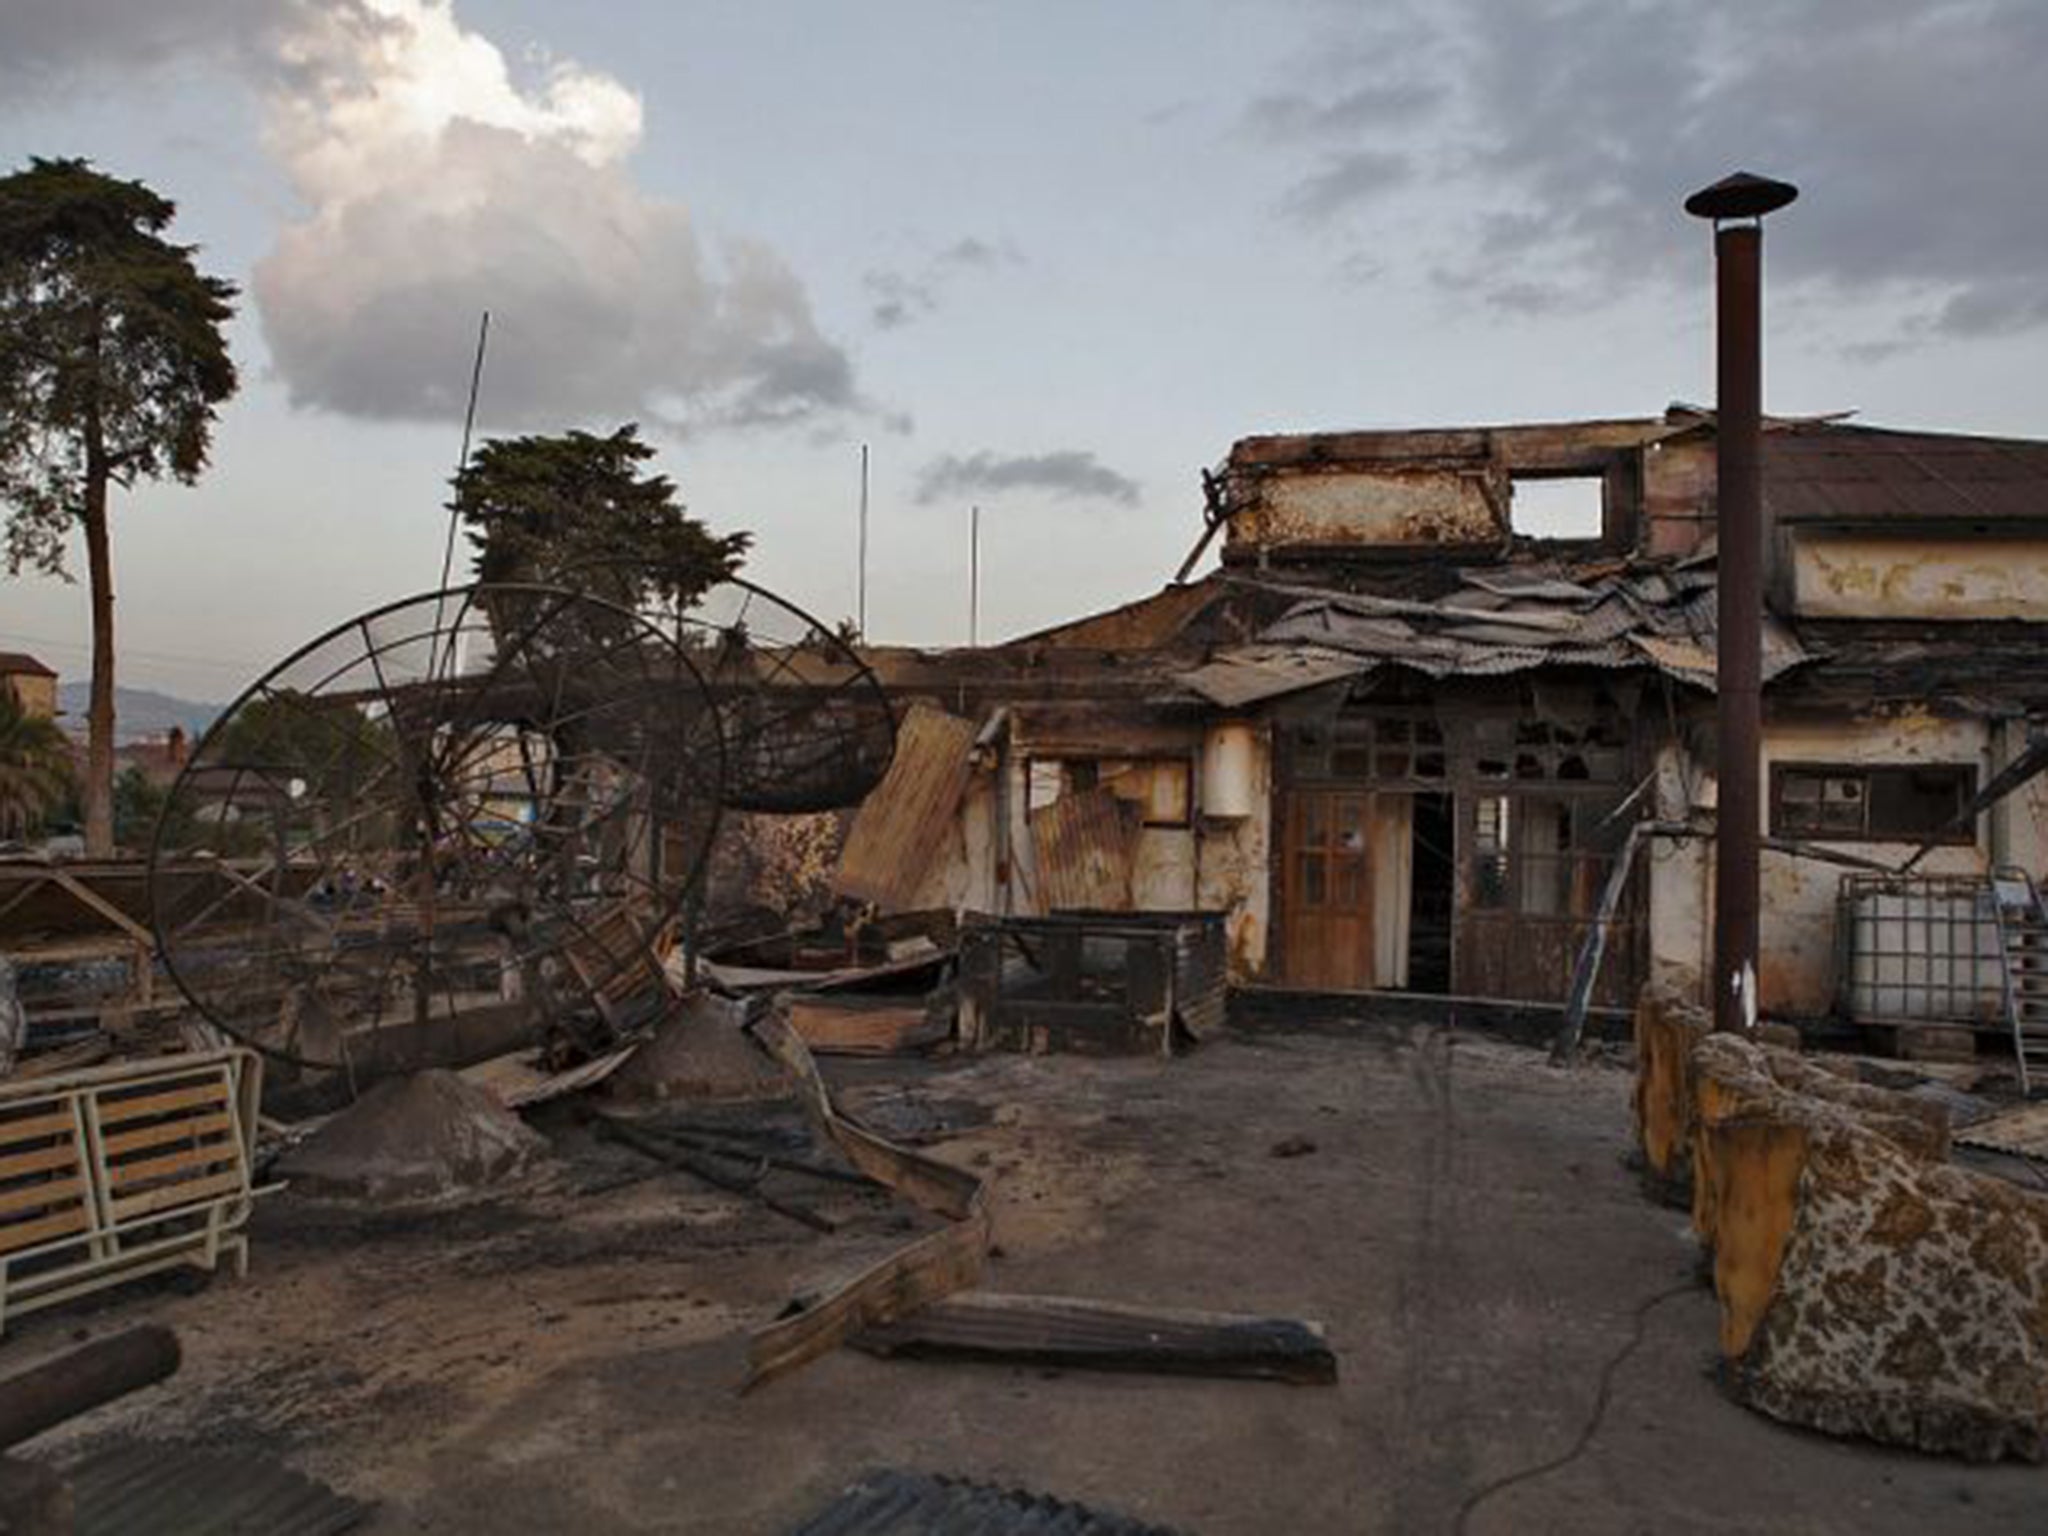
[1407,792,1454,992]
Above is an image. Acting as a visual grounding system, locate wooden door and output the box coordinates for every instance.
[1281,789,1377,990]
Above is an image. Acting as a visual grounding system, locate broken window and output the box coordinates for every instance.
[1468,792,1621,918]
[1771,764,1976,844]
[1509,476,1604,541]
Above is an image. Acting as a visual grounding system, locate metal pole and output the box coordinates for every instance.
[857,443,870,640]
[1714,221,1762,1035]
[1685,171,1796,1035]
[970,504,980,647]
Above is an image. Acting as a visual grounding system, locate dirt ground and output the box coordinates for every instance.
[13,1021,2047,1533]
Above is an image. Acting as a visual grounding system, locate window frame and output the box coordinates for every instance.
[1768,761,1978,846]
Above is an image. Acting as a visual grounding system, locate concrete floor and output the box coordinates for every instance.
[20,1022,2046,1533]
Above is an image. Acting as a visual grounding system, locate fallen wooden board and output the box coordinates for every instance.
[784,994,951,1056]
[742,1012,991,1391]
[851,1292,1338,1385]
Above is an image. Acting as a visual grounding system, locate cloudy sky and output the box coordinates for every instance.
[3,0,2043,702]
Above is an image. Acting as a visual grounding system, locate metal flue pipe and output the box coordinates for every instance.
[1685,170,1798,1034]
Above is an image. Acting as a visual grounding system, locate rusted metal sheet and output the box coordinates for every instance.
[1030,786,1139,912]
[834,703,979,909]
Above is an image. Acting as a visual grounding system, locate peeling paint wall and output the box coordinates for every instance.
[1790,534,2048,619]
[1230,467,1501,552]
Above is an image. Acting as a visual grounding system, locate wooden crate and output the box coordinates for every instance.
[0,1049,265,1331]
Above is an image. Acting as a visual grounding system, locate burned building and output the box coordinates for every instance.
[834,407,2048,1047]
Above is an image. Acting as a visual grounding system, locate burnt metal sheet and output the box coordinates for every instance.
[61,1439,369,1536]
[1030,786,1140,912]
[837,704,981,909]
[1458,567,1600,601]
[1177,644,1374,708]
[789,1469,1185,1535]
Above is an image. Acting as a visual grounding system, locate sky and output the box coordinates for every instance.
[2,0,2044,705]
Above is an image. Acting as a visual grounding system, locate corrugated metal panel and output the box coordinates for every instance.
[1765,425,2048,525]
[1178,645,1373,707]
[789,1469,1184,1535]
[63,1439,368,1536]
[1030,787,1139,912]
[836,704,980,909]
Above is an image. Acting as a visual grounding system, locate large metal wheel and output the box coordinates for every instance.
[147,584,724,1075]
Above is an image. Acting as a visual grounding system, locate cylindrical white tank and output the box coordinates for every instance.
[1201,722,1259,819]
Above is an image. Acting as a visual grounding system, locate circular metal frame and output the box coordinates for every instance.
[147,583,726,1074]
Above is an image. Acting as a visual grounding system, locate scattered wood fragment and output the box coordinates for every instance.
[742,1012,992,1391]
[852,1292,1338,1385]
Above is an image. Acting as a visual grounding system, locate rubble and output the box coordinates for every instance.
[273,1069,546,1204]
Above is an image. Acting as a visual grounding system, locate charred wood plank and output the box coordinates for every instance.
[851,1292,1338,1385]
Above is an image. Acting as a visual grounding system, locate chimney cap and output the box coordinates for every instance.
[1684,170,1798,222]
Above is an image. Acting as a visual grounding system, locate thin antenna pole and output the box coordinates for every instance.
[969,503,980,647]
[431,310,490,681]
[438,311,491,594]
[857,443,870,638]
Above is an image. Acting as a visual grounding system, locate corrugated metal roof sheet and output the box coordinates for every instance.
[837,703,981,909]
[1179,644,1375,707]
[1765,424,2048,525]
[1177,557,1812,705]
[1030,786,1140,911]
[788,1470,1185,1535]
[61,1438,369,1536]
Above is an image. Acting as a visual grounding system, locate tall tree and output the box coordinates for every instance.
[0,158,238,855]
[0,693,74,840]
[452,424,749,613]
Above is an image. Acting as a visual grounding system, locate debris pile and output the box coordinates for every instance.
[275,1069,547,1204]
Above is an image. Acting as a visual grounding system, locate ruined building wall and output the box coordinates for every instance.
[1652,713,1996,1020]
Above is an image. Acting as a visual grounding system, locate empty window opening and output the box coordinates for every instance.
[1510,476,1604,540]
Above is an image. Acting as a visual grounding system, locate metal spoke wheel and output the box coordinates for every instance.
[147,584,725,1076]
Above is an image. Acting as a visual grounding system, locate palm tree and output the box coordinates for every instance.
[0,693,73,840]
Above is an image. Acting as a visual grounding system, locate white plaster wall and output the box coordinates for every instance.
[1791,534,2048,619]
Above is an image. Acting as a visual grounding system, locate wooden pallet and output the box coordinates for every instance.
[0,1049,266,1331]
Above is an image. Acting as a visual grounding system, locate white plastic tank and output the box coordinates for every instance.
[1201,722,1259,819]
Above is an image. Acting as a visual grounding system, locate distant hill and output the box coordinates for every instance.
[55,682,222,743]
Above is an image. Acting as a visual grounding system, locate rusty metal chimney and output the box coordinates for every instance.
[1686,170,1797,1034]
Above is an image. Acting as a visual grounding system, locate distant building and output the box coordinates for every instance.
[0,653,58,720]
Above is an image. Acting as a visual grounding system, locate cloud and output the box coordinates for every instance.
[1281,150,1413,224]
[914,450,1140,508]
[1248,0,2048,344]
[5,0,867,434]
[863,236,1019,330]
